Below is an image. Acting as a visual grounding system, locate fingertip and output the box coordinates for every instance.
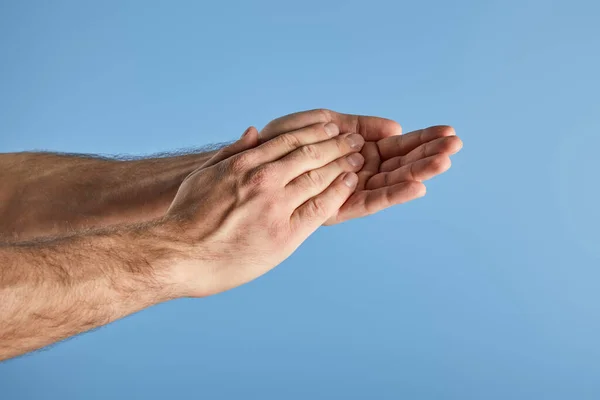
[342,172,358,189]
[439,125,456,136]
[455,136,463,151]
[430,154,452,174]
[394,120,403,136]
[346,152,364,170]
[385,119,403,136]
[395,180,426,199]
[423,125,456,140]
[324,122,340,137]
[444,135,463,153]
[241,125,258,138]
[414,181,427,198]
[240,126,260,148]
[240,126,252,138]
[418,182,427,197]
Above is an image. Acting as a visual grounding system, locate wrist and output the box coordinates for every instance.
[138,217,213,299]
[149,216,227,299]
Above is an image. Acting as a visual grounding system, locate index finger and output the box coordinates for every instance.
[260,109,402,142]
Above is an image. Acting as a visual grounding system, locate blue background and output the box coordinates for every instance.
[1,0,599,398]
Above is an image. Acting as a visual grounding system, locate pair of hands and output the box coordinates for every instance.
[161,109,462,297]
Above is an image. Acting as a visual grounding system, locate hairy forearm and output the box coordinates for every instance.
[0,150,218,241]
[0,221,181,360]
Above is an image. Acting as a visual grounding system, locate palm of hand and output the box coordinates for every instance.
[325,126,462,225]
[259,109,463,225]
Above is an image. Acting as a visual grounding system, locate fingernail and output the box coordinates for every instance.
[343,172,358,188]
[324,123,339,137]
[241,127,252,138]
[346,133,364,149]
[346,153,364,167]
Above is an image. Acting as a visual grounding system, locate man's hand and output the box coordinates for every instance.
[0,108,461,241]
[0,109,463,360]
[0,121,364,359]
[260,109,463,224]
[164,122,366,297]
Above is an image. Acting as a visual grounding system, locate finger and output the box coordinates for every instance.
[248,122,340,166]
[273,133,364,184]
[376,125,456,161]
[331,181,426,223]
[291,172,358,235]
[202,127,260,168]
[379,135,462,173]
[356,142,380,191]
[260,109,402,142]
[285,152,364,208]
[366,154,451,190]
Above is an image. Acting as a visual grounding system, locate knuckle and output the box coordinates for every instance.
[247,164,275,188]
[228,153,252,173]
[306,197,327,218]
[305,169,325,188]
[335,135,348,152]
[300,144,321,161]
[315,108,332,121]
[383,171,391,186]
[407,163,417,181]
[278,133,301,150]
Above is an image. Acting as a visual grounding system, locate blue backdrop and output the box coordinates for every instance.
[1,0,599,399]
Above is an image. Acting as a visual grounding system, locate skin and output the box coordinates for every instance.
[259,109,463,224]
[0,109,462,361]
[0,109,462,240]
[0,150,218,241]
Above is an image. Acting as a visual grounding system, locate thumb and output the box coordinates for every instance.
[202,126,259,168]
